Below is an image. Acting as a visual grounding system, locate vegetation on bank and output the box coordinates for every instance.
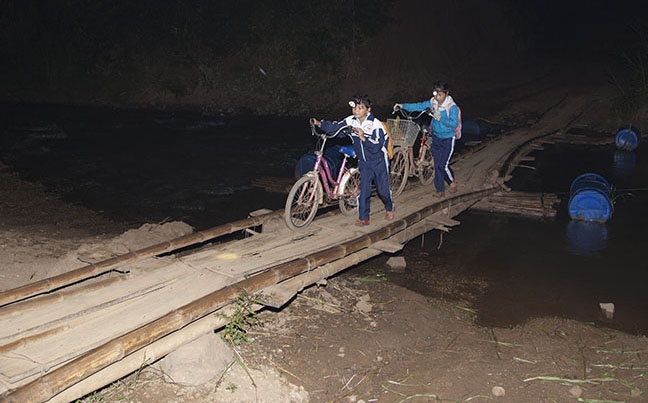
[612,24,648,116]
[1,0,393,114]
[2,1,647,118]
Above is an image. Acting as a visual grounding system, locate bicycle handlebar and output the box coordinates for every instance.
[392,107,432,120]
[310,123,354,139]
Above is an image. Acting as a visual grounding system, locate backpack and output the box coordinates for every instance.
[382,121,394,159]
[445,105,462,140]
[438,95,462,140]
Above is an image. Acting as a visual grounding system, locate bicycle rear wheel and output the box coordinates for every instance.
[418,143,434,185]
[284,175,320,230]
[338,168,361,216]
[389,147,408,198]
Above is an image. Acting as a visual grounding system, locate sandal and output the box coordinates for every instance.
[355,219,370,227]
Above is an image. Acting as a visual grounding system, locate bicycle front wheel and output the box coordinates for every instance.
[418,143,435,185]
[389,147,408,198]
[338,168,361,216]
[284,175,320,230]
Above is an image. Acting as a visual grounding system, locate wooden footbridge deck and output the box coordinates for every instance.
[0,96,588,402]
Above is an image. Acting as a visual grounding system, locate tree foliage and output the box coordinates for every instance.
[1,0,393,108]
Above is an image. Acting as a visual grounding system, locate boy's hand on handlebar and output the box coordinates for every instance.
[392,103,402,113]
[351,127,366,141]
[309,117,321,127]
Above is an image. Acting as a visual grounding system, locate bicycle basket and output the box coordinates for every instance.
[386,119,420,147]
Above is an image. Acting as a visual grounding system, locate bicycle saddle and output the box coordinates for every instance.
[337,145,356,158]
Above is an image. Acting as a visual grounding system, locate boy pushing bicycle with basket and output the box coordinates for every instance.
[310,93,395,227]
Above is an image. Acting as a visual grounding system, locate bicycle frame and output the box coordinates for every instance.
[388,108,435,197]
[294,126,349,204]
[284,123,360,230]
[411,126,431,166]
[399,108,432,153]
[312,149,350,202]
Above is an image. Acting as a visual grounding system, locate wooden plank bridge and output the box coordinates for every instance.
[0,95,592,402]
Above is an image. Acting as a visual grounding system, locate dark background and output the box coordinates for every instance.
[2,0,647,117]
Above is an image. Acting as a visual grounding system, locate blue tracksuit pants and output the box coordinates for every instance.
[432,136,455,193]
[358,159,394,221]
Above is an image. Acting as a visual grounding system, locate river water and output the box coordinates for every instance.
[1,103,646,335]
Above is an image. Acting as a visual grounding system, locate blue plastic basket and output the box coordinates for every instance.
[615,126,640,151]
[568,173,613,222]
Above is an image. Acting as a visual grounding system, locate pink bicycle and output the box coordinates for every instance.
[284,123,360,230]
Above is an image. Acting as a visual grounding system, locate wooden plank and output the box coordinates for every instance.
[0,258,186,345]
[548,133,614,145]
[470,191,559,218]
[515,164,536,170]
[0,264,227,384]
[426,215,461,227]
[371,240,404,253]
[0,210,284,307]
[260,284,298,308]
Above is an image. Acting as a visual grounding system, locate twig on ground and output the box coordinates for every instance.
[443,333,460,352]
[232,347,256,388]
[524,375,617,384]
[299,294,344,313]
[342,373,357,390]
[266,357,303,382]
[326,372,368,403]
[489,328,502,360]
[513,356,538,364]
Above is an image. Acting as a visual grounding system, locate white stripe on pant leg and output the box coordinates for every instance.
[443,137,455,183]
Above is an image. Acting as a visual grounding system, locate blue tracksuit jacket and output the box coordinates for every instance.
[319,113,394,220]
[400,98,460,139]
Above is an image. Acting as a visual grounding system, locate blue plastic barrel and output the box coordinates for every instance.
[615,125,640,151]
[568,173,613,222]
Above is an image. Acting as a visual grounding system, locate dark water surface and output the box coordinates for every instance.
[0,103,308,228]
[2,103,647,334]
[387,139,648,335]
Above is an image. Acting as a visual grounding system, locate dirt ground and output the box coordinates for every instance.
[2,65,648,403]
